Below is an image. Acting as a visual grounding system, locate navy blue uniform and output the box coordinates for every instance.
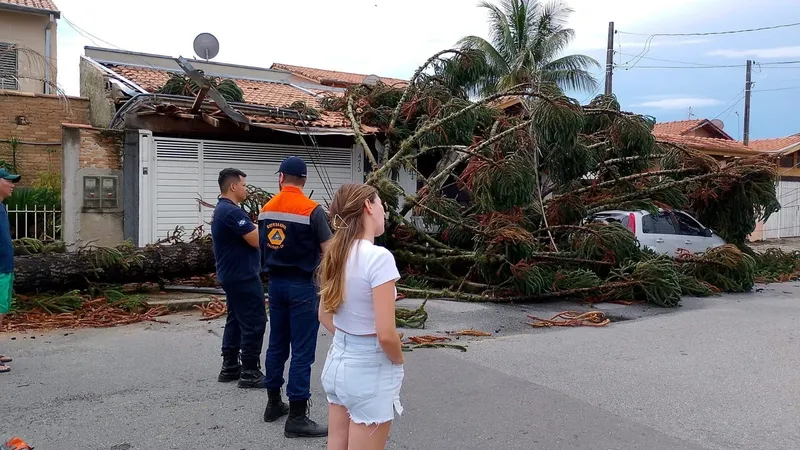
[258,185,332,402]
[211,198,267,364]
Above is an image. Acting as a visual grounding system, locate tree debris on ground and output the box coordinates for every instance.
[395,299,429,328]
[527,310,610,328]
[753,248,800,283]
[196,296,227,321]
[401,334,468,352]
[6,291,169,332]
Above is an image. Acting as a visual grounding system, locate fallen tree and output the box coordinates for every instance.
[316,49,782,307]
[6,50,787,309]
[11,230,214,295]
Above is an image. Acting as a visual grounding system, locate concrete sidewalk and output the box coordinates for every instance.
[2,283,799,449]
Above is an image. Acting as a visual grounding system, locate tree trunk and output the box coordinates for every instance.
[13,240,216,294]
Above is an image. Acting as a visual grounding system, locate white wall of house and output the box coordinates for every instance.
[762,180,800,239]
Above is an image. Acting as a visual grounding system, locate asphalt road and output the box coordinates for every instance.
[2,283,799,449]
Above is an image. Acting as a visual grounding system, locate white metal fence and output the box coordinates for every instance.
[6,205,62,241]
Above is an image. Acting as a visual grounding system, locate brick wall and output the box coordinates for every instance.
[0,90,90,185]
[78,128,123,170]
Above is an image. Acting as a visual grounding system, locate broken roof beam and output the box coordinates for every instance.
[175,56,251,129]
[190,85,210,115]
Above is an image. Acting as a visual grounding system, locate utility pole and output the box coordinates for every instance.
[605,21,615,96]
[743,59,752,146]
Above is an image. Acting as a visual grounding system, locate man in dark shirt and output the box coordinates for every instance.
[0,168,20,374]
[258,157,331,438]
[211,168,267,389]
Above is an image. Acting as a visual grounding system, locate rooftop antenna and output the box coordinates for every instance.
[193,32,220,61]
[710,118,724,130]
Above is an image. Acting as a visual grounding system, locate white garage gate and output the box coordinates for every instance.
[762,180,800,240]
[137,133,362,244]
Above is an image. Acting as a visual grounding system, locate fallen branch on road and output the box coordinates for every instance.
[527,311,611,328]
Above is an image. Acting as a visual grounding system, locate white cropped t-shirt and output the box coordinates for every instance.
[333,240,401,336]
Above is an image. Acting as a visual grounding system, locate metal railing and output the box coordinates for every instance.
[6,205,62,241]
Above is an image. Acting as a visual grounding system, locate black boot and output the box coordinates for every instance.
[237,358,265,389]
[284,400,328,438]
[263,389,290,422]
[217,352,240,383]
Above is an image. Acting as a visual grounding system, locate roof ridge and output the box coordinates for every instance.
[271,62,407,82]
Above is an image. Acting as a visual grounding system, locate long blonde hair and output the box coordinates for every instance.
[318,183,379,313]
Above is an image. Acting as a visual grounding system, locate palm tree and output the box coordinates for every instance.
[449,0,600,97]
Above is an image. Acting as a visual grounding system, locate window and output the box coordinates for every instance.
[642,213,678,234]
[0,43,18,91]
[674,212,705,236]
[780,155,794,168]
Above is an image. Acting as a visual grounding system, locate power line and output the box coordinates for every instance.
[711,90,745,120]
[617,21,800,37]
[616,52,719,67]
[615,62,800,70]
[753,85,800,92]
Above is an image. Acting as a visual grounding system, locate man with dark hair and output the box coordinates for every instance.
[211,168,267,388]
[258,156,331,438]
[0,168,20,373]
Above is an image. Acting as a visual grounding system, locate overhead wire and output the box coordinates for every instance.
[617,21,800,37]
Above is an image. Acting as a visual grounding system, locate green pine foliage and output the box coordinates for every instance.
[322,49,779,308]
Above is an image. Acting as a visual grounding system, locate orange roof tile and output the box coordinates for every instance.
[653,120,705,135]
[654,133,752,154]
[107,64,321,108]
[747,135,800,152]
[271,63,408,87]
[0,0,58,12]
[106,64,366,131]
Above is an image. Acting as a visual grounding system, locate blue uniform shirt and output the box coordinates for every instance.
[211,198,260,285]
[0,203,13,274]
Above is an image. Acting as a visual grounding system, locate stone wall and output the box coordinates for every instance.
[0,90,90,185]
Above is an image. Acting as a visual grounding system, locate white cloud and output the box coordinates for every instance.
[632,97,723,109]
[707,46,800,59]
[53,0,731,96]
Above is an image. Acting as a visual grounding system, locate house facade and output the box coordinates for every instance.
[0,0,59,94]
[653,120,800,241]
[75,46,408,247]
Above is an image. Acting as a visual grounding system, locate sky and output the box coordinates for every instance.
[52,0,800,140]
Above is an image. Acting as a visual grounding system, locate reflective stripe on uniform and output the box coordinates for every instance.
[257,210,311,225]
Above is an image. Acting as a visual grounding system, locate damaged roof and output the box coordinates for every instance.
[100,63,367,131]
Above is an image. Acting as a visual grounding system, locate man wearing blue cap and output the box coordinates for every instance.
[0,168,21,374]
[258,156,331,438]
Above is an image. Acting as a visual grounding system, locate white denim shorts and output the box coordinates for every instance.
[321,330,405,426]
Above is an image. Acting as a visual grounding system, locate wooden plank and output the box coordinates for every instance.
[201,113,220,127]
[191,85,210,114]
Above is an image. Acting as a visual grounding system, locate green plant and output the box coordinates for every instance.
[157,73,245,103]
[6,136,21,173]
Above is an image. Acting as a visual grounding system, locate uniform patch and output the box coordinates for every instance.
[266,223,287,249]
[238,218,247,226]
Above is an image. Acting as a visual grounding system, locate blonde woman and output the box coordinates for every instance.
[317,184,405,450]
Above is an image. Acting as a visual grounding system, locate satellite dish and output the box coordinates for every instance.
[710,118,724,130]
[193,33,219,61]
[363,74,380,86]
